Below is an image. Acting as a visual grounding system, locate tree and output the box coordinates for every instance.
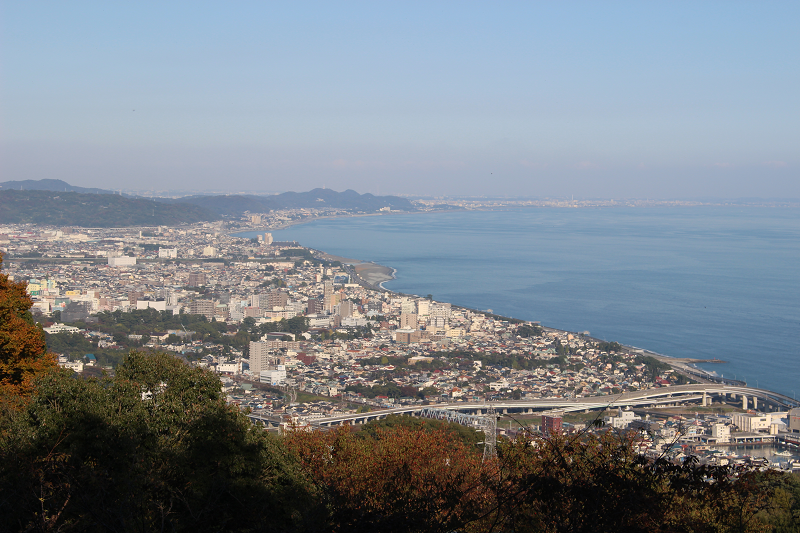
[0,252,56,399]
[0,351,317,532]
[283,424,490,533]
[485,429,777,533]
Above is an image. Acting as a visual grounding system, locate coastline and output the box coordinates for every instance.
[236,215,718,378]
[232,209,776,391]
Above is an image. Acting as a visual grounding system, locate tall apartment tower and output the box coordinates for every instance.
[323,280,334,312]
[400,313,417,329]
[264,233,274,245]
[431,302,451,328]
[336,300,354,318]
[263,290,288,310]
[249,341,270,374]
[307,297,324,315]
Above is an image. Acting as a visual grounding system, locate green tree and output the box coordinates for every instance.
[0,351,317,532]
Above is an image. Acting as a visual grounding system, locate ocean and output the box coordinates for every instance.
[240,206,800,397]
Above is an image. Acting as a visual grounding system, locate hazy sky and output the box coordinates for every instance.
[2,2,798,198]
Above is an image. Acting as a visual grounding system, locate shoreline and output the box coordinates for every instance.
[235,218,725,377]
[231,211,759,390]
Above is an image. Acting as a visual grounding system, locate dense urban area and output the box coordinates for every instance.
[2,209,800,472]
[2,204,800,532]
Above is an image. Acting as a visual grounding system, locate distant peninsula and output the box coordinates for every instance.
[0,180,416,227]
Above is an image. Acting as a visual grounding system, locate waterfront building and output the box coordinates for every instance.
[787,408,800,433]
[732,412,772,433]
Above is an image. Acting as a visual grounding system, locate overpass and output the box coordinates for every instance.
[258,384,798,428]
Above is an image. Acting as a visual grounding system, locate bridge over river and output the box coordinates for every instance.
[248,384,799,429]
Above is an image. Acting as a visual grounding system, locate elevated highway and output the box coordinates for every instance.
[258,384,798,428]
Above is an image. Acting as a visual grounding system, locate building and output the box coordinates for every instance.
[400,300,417,315]
[395,329,420,344]
[188,272,206,287]
[262,290,288,310]
[158,248,178,259]
[189,299,215,321]
[260,365,287,385]
[323,280,335,312]
[249,341,270,374]
[604,408,641,429]
[732,413,772,433]
[400,313,417,329]
[711,423,732,443]
[62,301,91,323]
[108,256,136,267]
[307,298,324,315]
[417,299,431,316]
[336,300,354,318]
[542,413,563,435]
[431,302,451,328]
[264,232,273,245]
[788,408,800,433]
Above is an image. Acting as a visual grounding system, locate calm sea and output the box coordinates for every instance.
[240,207,800,397]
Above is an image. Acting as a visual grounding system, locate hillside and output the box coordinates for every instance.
[163,188,415,215]
[0,180,416,216]
[0,178,114,195]
[0,190,218,227]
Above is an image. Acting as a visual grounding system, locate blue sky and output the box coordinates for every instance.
[2,2,798,198]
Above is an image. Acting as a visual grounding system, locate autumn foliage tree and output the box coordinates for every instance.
[283,423,494,533]
[0,252,55,398]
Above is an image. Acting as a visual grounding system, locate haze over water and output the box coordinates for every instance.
[260,206,799,397]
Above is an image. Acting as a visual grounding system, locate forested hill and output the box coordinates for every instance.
[161,188,415,215]
[1,179,416,217]
[0,178,114,195]
[0,190,218,227]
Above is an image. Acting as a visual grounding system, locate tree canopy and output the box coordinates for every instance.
[0,252,56,399]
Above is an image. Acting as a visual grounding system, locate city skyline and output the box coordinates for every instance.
[2,2,798,199]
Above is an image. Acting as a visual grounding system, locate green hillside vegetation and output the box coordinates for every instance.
[0,190,218,227]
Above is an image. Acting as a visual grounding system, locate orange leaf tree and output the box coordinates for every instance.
[284,423,495,533]
[0,252,56,398]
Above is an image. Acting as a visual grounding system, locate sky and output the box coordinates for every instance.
[2,2,798,199]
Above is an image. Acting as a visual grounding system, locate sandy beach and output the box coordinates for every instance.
[313,251,396,287]
[354,262,395,286]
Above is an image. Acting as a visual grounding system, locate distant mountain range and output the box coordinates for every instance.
[0,190,218,227]
[0,180,416,226]
[158,188,415,215]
